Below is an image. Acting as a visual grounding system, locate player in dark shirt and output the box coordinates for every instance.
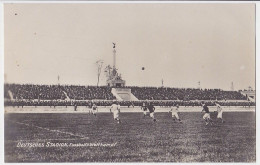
[202,104,209,113]
[88,101,93,114]
[201,102,213,125]
[88,101,92,108]
[141,102,149,118]
[74,102,77,111]
[91,103,98,117]
[147,103,156,122]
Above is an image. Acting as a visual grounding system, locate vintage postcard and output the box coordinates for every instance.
[3,2,255,162]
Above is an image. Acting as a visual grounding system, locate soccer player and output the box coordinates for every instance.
[74,102,77,111]
[215,102,225,123]
[110,101,121,123]
[141,102,149,118]
[88,101,93,114]
[169,103,182,123]
[201,102,213,125]
[91,103,98,117]
[147,102,156,122]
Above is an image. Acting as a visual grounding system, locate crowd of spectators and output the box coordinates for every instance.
[4,84,66,100]
[4,84,115,100]
[128,86,247,100]
[62,85,115,100]
[4,84,247,102]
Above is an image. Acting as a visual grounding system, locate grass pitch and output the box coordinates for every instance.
[5,110,255,162]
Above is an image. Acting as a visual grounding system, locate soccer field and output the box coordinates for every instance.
[4,109,255,162]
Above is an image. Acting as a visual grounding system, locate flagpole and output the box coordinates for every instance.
[58,75,60,85]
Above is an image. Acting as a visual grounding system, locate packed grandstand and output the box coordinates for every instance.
[4,84,254,107]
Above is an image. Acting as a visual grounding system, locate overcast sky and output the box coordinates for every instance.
[4,3,255,90]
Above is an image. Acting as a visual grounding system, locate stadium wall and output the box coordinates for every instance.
[4,106,255,113]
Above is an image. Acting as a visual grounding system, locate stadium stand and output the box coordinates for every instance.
[4,84,247,101]
[5,84,254,107]
[4,84,66,100]
[4,86,10,99]
[128,86,247,100]
[62,85,115,100]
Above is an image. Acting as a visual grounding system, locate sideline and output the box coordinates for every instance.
[4,106,255,113]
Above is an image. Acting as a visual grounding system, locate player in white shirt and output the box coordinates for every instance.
[169,104,182,123]
[215,102,224,123]
[110,101,121,123]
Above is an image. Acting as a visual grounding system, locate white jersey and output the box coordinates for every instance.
[216,103,223,118]
[170,106,179,114]
[170,106,179,119]
[91,105,97,114]
[216,104,222,113]
[111,104,120,119]
[111,104,120,112]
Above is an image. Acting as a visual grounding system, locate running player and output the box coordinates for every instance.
[110,101,121,123]
[169,103,182,123]
[147,102,156,122]
[91,103,98,117]
[201,102,213,125]
[215,102,225,123]
[141,102,149,118]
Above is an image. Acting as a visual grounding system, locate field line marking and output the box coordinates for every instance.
[8,120,88,139]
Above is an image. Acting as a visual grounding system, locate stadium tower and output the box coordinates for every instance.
[105,43,125,87]
[104,43,138,101]
[231,82,234,91]
[198,81,201,89]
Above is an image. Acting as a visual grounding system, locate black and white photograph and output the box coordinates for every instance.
[3,2,256,162]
